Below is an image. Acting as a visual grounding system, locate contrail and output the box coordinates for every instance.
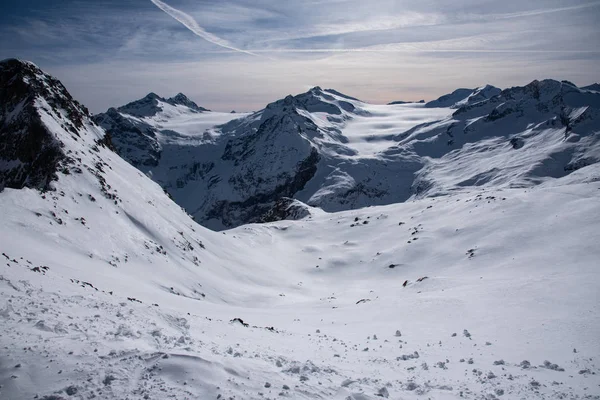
[491,1,600,20]
[219,48,600,54]
[149,0,259,57]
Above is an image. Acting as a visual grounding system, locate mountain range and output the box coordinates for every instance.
[95,77,600,229]
[1,58,599,399]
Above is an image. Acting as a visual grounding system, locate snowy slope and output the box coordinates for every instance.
[100,81,600,230]
[1,59,600,400]
[410,80,600,198]
[2,173,600,399]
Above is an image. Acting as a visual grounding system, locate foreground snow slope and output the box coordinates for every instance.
[1,59,599,400]
[2,173,600,399]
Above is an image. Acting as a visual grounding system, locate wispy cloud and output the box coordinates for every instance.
[486,1,600,20]
[2,0,598,113]
[149,0,260,57]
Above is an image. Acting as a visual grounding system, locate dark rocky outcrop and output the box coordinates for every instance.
[260,197,312,223]
[0,59,92,190]
[94,108,161,168]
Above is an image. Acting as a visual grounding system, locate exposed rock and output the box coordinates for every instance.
[0,59,111,191]
[260,197,312,223]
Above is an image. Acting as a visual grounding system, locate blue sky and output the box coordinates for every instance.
[1,0,599,112]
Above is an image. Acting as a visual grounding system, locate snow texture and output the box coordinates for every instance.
[1,59,600,400]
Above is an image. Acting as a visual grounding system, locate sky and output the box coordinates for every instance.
[1,0,599,113]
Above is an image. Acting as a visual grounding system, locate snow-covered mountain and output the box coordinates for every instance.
[98,80,600,230]
[582,83,600,92]
[0,58,221,283]
[2,59,600,400]
[424,85,501,108]
[0,59,98,191]
[116,92,210,118]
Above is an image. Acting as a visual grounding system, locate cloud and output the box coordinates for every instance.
[149,0,260,57]
[3,0,599,114]
[487,1,600,20]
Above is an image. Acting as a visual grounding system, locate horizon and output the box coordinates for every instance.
[1,0,599,113]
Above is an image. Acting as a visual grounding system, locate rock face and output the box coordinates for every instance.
[98,81,600,230]
[0,59,102,191]
[93,107,161,168]
[168,93,209,112]
[259,197,313,223]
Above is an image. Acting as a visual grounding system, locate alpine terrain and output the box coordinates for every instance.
[1,59,600,400]
[97,80,600,230]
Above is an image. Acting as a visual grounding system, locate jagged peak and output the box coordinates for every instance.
[507,79,580,98]
[451,78,600,117]
[143,92,162,100]
[0,59,109,191]
[115,92,166,118]
[166,92,209,112]
[169,92,190,102]
[260,86,366,121]
[0,58,91,125]
[118,92,162,108]
[0,58,40,71]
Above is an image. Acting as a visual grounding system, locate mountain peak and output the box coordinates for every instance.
[425,88,474,108]
[166,93,209,112]
[144,92,162,100]
[0,58,90,128]
[0,59,105,191]
[116,93,163,118]
[171,92,189,101]
[0,58,38,70]
[477,84,497,91]
[113,92,209,117]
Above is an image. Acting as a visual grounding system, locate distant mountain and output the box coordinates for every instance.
[424,88,473,108]
[582,83,600,92]
[388,100,425,105]
[93,91,240,170]
[425,85,500,108]
[168,92,209,111]
[115,92,209,118]
[410,79,600,196]
[99,80,600,230]
[452,85,501,108]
